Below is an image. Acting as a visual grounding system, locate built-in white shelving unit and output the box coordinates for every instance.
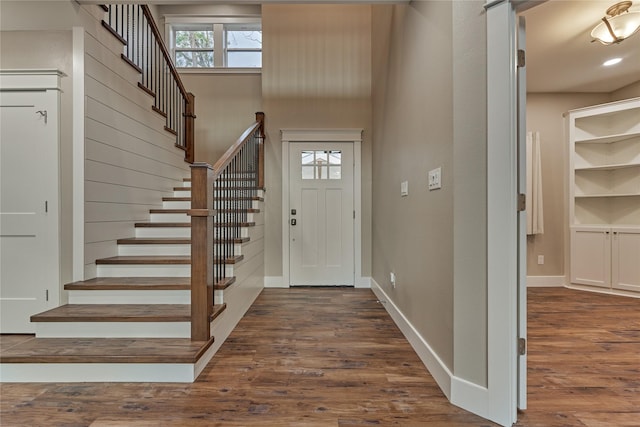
[567,97,640,296]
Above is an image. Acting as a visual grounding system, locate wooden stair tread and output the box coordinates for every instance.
[216,196,263,201]
[210,303,226,322]
[217,208,260,213]
[162,196,190,202]
[0,337,213,364]
[150,208,259,214]
[117,237,190,245]
[215,276,236,290]
[214,255,244,264]
[64,277,190,291]
[31,304,191,322]
[173,186,191,191]
[214,237,250,244]
[135,222,190,227]
[96,256,190,265]
[216,222,255,228]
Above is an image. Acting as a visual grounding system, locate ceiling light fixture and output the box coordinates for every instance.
[591,1,640,45]
[603,57,623,66]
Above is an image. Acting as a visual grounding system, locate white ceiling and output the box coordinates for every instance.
[523,0,640,93]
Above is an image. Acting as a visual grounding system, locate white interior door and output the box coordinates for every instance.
[289,142,354,286]
[0,89,59,333]
[517,14,528,411]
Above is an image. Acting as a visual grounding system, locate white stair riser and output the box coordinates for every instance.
[68,290,191,304]
[117,244,242,257]
[150,213,190,222]
[97,264,190,277]
[173,189,191,197]
[119,244,190,256]
[163,200,190,209]
[135,227,190,238]
[34,322,189,338]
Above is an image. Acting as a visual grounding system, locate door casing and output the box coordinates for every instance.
[281,129,364,288]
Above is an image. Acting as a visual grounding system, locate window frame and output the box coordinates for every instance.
[165,16,262,73]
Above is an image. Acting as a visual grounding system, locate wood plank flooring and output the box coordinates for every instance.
[516,287,640,427]
[1,287,639,426]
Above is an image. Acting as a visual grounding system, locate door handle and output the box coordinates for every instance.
[291,219,297,226]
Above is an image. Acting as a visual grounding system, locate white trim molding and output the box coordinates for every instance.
[281,128,364,289]
[264,276,287,288]
[371,279,452,398]
[527,275,565,287]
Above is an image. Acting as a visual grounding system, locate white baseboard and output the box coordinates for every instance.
[370,278,452,398]
[527,275,565,287]
[264,276,288,288]
[371,278,498,424]
[355,276,371,288]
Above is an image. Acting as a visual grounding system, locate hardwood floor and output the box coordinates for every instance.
[1,287,639,426]
[516,287,640,427]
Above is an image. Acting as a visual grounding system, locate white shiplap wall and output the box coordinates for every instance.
[82,10,190,278]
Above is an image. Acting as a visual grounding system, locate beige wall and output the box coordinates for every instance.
[1,30,75,293]
[610,80,640,101]
[372,1,454,372]
[180,74,262,165]
[261,4,373,278]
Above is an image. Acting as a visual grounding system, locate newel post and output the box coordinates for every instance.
[189,163,214,341]
[185,93,196,164]
[256,111,265,190]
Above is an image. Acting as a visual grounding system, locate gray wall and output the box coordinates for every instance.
[371,0,455,374]
[371,0,490,386]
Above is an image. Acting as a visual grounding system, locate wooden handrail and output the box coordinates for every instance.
[102,4,194,163]
[141,6,188,99]
[189,113,265,341]
[212,112,265,179]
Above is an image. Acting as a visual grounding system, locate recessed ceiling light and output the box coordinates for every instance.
[603,57,623,66]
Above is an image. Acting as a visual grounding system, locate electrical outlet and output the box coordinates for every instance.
[390,272,396,288]
[537,255,544,265]
[428,167,442,190]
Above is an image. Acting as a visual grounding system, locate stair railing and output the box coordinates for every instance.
[102,5,195,163]
[190,113,265,341]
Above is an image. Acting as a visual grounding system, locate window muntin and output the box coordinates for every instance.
[170,21,261,69]
[302,150,342,180]
[173,26,214,68]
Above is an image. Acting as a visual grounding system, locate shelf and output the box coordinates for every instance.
[575,193,640,199]
[575,163,640,172]
[575,131,640,145]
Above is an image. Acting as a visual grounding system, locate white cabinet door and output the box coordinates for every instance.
[611,229,640,293]
[571,227,611,288]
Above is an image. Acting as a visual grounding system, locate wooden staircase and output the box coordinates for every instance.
[1,178,264,382]
[0,4,266,383]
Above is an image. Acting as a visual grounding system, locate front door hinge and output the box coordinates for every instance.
[518,337,526,355]
[45,289,49,302]
[518,193,526,212]
[517,49,526,68]
[353,210,355,219]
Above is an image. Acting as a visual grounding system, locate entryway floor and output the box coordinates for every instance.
[1,288,493,426]
[2,287,638,426]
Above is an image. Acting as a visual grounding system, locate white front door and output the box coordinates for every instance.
[289,142,354,286]
[0,89,59,333]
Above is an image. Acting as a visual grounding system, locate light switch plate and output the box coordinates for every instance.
[401,181,409,197]
[428,167,442,190]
